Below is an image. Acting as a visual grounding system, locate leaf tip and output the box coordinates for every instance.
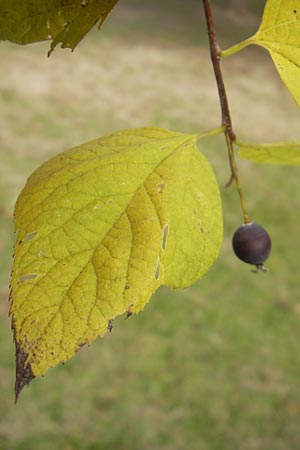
[15,341,35,403]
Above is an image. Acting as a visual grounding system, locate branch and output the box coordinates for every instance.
[202,0,250,224]
[202,0,234,138]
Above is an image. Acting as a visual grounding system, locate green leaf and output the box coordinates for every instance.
[237,140,300,165]
[222,1,300,106]
[0,0,119,55]
[10,127,223,398]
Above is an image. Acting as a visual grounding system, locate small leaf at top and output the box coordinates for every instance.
[10,127,223,399]
[248,0,300,106]
[237,140,300,165]
[0,0,119,55]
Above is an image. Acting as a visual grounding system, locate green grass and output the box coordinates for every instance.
[1,2,300,449]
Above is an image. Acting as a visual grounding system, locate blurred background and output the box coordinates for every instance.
[1,1,300,449]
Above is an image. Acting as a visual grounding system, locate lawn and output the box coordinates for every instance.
[1,2,300,449]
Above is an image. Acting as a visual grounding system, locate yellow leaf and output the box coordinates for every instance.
[222,1,300,106]
[10,127,223,398]
[237,140,300,165]
[253,1,300,105]
[0,0,119,55]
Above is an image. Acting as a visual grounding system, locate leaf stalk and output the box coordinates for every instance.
[221,38,253,58]
[197,125,225,140]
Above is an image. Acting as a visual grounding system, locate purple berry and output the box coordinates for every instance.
[232,222,271,270]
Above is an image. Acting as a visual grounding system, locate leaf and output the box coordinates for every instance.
[247,0,300,106]
[10,127,223,398]
[0,0,119,55]
[237,140,300,165]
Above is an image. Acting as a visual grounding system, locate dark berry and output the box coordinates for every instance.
[232,222,271,270]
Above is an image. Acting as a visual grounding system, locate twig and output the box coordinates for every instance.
[202,0,250,224]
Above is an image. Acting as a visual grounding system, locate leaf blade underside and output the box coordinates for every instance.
[0,0,119,55]
[237,140,300,165]
[10,127,223,398]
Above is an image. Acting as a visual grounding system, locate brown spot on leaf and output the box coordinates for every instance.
[108,319,113,332]
[15,340,35,403]
[76,341,86,352]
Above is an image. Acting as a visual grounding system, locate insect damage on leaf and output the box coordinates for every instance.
[10,127,223,398]
[0,0,119,55]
